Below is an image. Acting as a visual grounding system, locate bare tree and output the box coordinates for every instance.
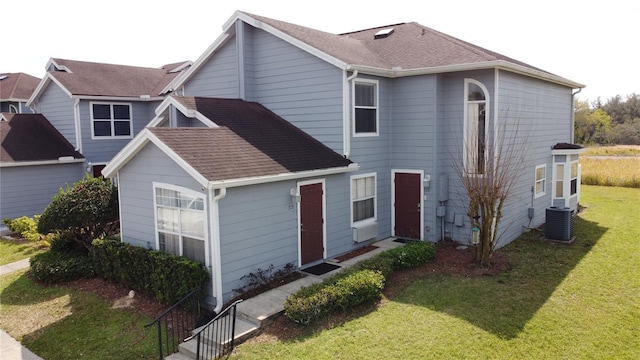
[455,114,528,267]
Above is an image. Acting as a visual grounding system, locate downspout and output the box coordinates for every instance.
[570,88,582,143]
[208,185,227,313]
[342,69,358,158]
[73,98,83,154]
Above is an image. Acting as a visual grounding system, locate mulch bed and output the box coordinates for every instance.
[52,240,510,340]
[244,240,512,343]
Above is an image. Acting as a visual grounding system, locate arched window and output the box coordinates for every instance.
[464,79,490,174]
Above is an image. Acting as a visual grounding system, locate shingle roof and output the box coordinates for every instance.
[247,13,548,74]
[148,97,352,181]
[47,58,191,97]
[0,113,84,162]
[0,73,41,101]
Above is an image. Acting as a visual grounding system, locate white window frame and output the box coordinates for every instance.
[534,164,546,198]
[552,156,580,205]
[352,79,379,137]
[463,79,490,175]
[90,102,133,139]
[350,172,377,226]
[152,182,208,265]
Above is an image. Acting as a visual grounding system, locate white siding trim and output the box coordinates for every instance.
[0,158,85,168]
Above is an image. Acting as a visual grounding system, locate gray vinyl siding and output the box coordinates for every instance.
[118,143,205,250]
[36,84,76,146]
[0,163,84,220]
[247,27,344,153]
[218,173,358,301]
[389,75,438,241]
[435,70,573,248]
[437,70,496,245]
[183,37,240,98]
[495,71,573,247]
[79,100,157,163]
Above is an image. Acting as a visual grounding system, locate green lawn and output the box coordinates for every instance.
[0,238,47,266]
[231,185,640,359]
[0,269,158,359]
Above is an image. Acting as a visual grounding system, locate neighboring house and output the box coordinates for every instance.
[103,11,585,310]
[26,58,191,176]
[0,113,84,225]
[0,73,40,113]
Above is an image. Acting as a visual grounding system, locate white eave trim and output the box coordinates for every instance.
[551,148,586,156]
[347,60,584,89]
[27,73,73,106]
[148,96,217,128]
[207,163,361,189]
[0,158,85,168]
[234,12,347,70]
[101,128,209,186]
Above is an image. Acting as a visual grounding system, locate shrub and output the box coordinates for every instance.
[49,232,78,253]
[3,215,53,245]
[284,269,384,324]
[38,175,119,252]
[30,251,95,284]
[381,241,436,270]
[92,238,209,305]
[284,242,436,325]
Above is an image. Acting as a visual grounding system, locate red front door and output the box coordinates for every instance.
[300,183,324,265]
[394,172,421,239]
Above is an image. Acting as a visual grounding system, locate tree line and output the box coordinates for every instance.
[574,93,640,145]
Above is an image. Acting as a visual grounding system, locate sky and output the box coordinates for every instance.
[4,0,637,103]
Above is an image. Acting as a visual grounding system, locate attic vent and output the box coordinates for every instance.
[374,28,394,39]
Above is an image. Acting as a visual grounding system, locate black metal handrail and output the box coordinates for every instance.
[184,300,243,360]
[145,289,207,360]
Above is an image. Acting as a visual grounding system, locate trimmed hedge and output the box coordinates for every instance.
[92,238,209,305]
[284,241,436,324]
[30,251,95,284]
[284,270,385,324]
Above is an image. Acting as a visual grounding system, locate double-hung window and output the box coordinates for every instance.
[464,79,490,175]
[534,164,546,198]
[351,173,376,224]
[91,102,132,138]
[353,80,378,136]
[154,184,206,264]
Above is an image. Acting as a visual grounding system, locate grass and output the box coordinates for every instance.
[0,237,47,265]
[231,185,640,359]
[0,269,158,359]
[581,156,640,188]
[583,144,640,156]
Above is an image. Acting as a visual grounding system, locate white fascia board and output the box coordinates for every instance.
[45,58,72,73]
[161,32,232,94]
[551,148,586,156]
[208,163,360,189]
[72,95,165,102]
[27,73,72,106]
[148,96,218,128]
[348,60,584,89]
[0,158,85,168]
[101,129,209,187]
[237,12,347,70]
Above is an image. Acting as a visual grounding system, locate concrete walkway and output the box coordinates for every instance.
[0,258,45,360]
[168,237,404,360]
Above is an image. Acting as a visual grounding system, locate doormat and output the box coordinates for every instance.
[303,262,341,276]
[393,237,420,244]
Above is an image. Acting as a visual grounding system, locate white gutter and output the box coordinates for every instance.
[73,98,83,153]
[0,158,85,167]
[347,60,585,89]
[570,88,583,143]
[72,95,165,102]
[208,186,227,313]
[207,164,360,190]
[342,70,358,158]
